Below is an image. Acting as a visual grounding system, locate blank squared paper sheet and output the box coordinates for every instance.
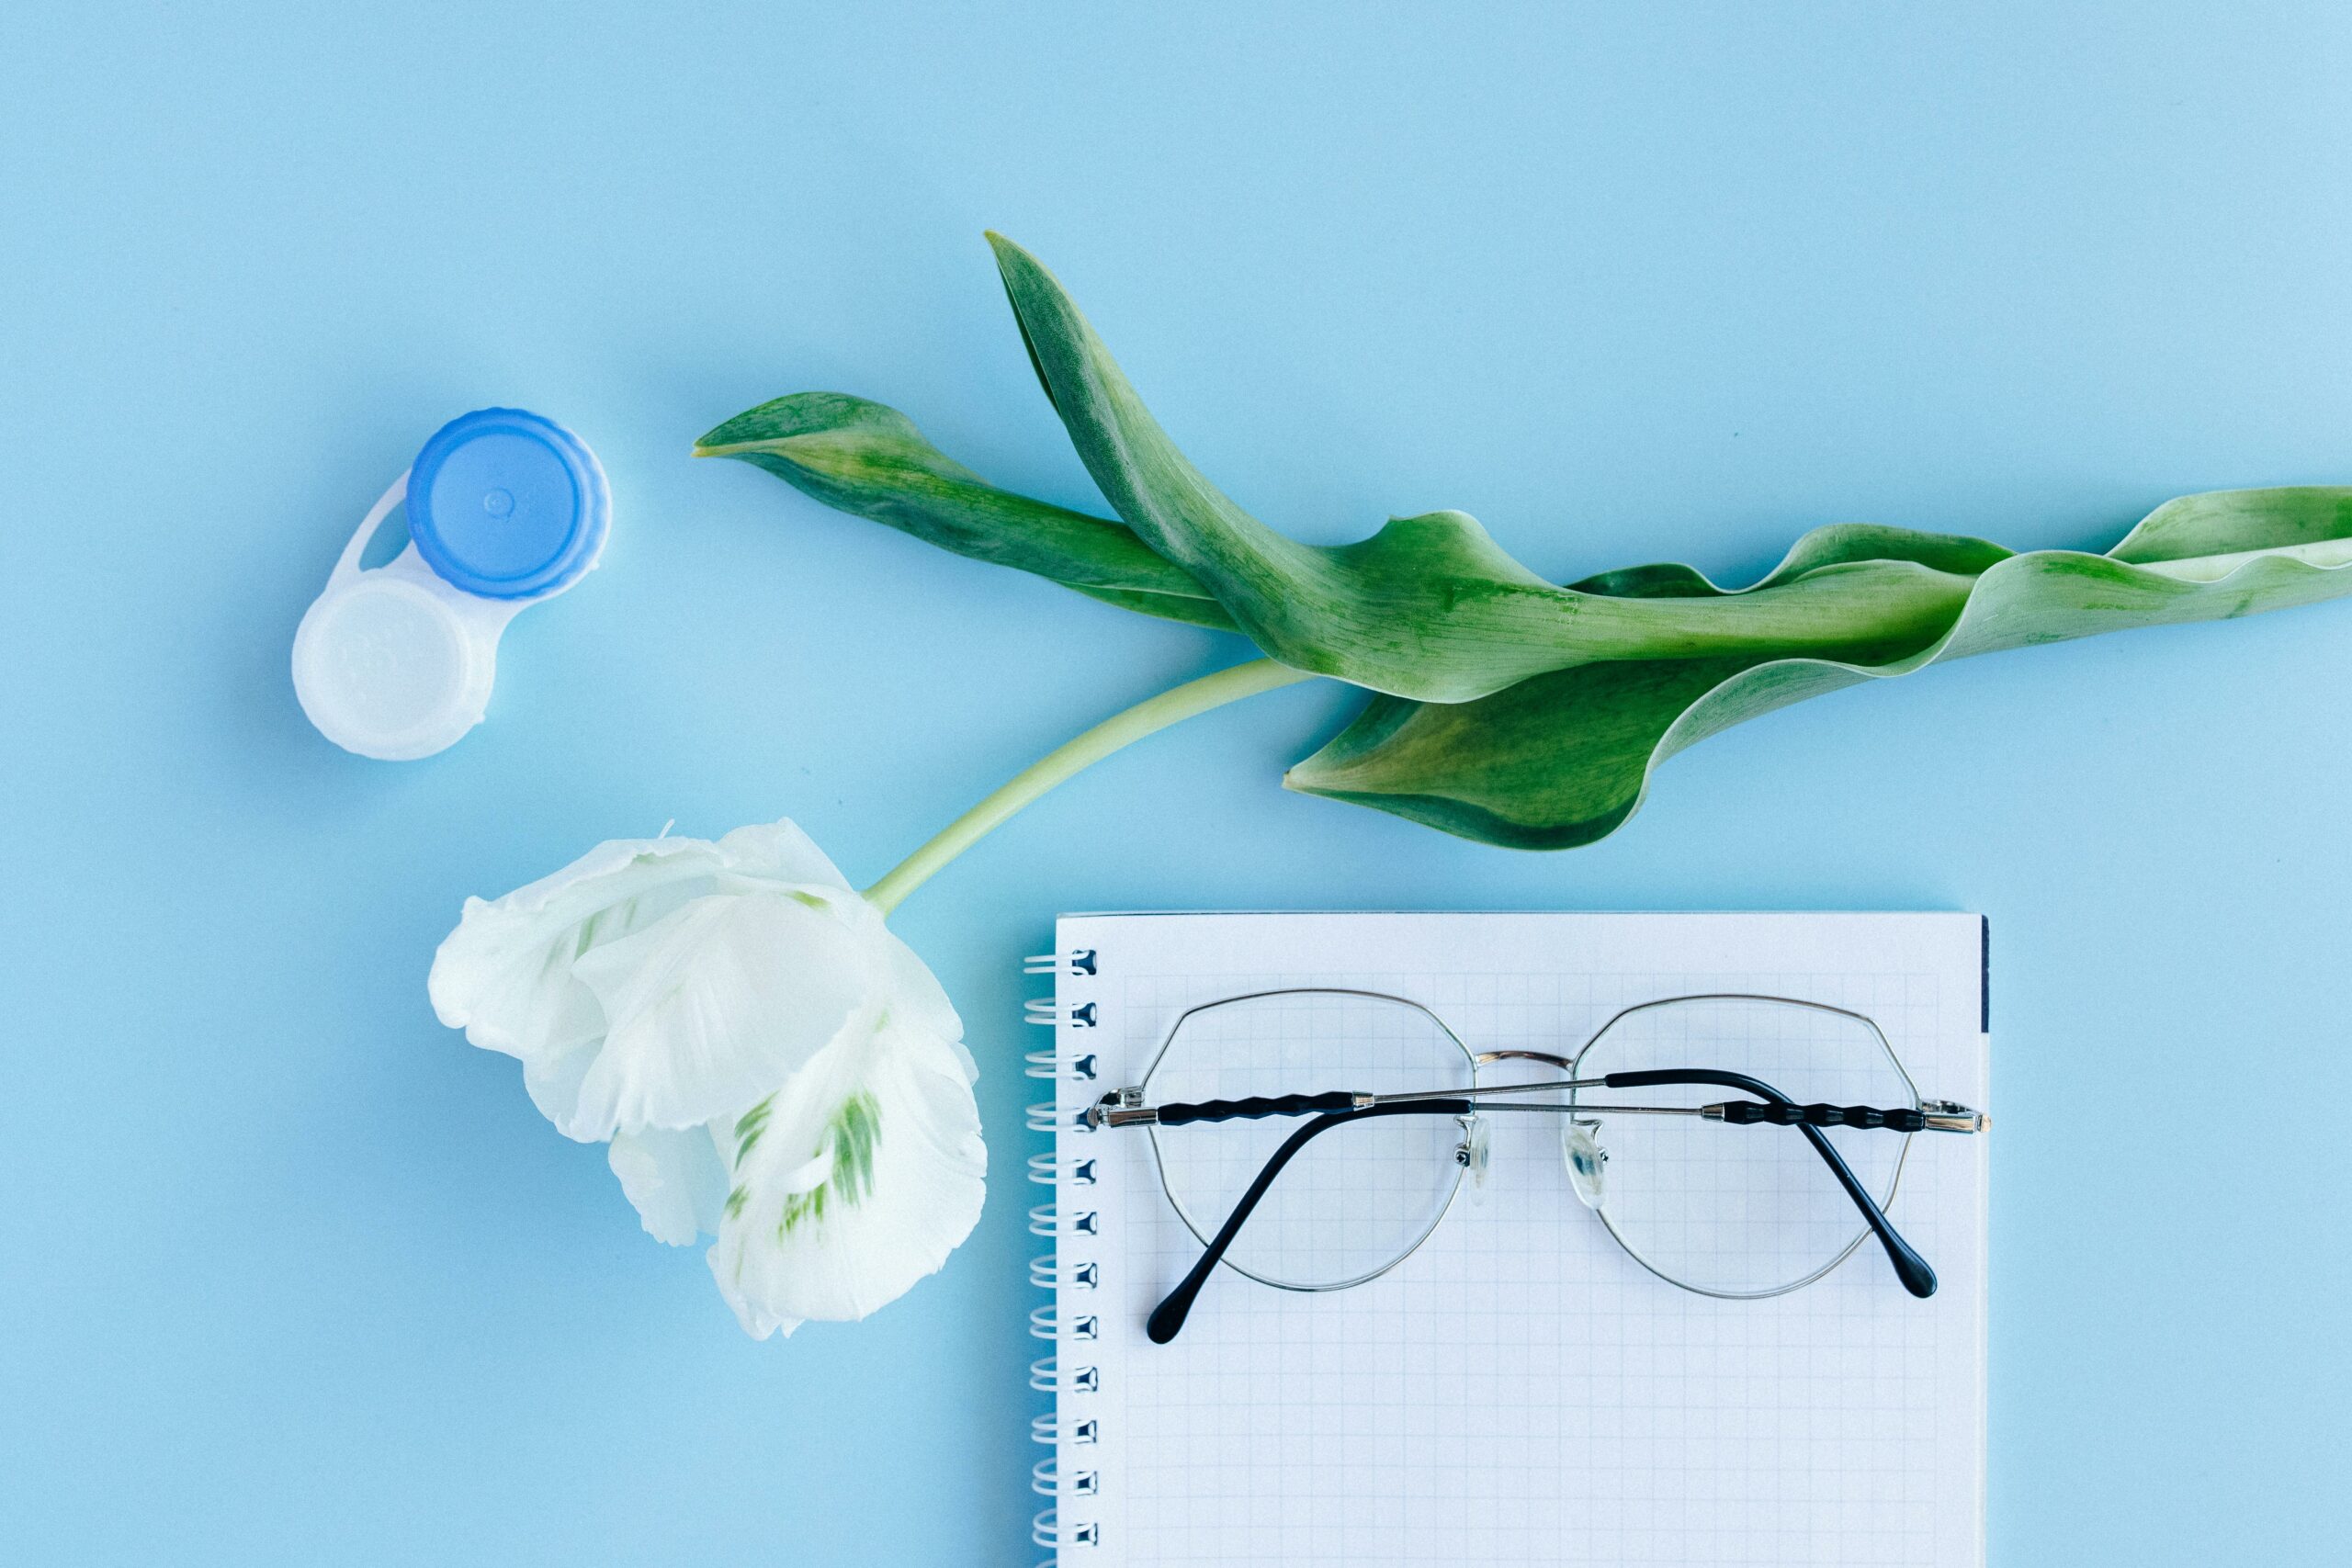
[1047,912,1988,1568]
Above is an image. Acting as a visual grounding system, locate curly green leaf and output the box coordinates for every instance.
[1287,495,2352,848]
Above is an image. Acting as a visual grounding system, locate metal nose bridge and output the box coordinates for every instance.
[1475,1048,1577,1071]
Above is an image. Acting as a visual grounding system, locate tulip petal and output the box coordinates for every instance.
[568,891,876,1140]
[712,818,854,889]
[878,923,965,1062]
[608,1122,731,1246]
[430,834,735,1133]
[711,1016,986,1338]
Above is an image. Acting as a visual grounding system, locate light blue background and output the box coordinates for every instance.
[5,4,2348,1562]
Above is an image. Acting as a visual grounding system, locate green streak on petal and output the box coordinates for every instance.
[734,1097,774,1162]
[834,1091,879,1202]
[778,1091,884,1238]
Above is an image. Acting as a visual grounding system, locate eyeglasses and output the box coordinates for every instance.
[1085,988,1987,1343]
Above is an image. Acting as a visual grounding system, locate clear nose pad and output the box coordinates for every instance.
[1454,1113,1490,1201]
[1563,1120,1607,1209]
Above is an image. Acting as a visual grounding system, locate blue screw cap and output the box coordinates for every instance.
[406,408,609,599]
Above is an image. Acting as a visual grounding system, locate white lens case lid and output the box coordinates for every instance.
[293,475,503,761]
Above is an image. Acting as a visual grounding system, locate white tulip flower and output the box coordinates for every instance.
[428,660,1315,1340]
[429,819,984,1337]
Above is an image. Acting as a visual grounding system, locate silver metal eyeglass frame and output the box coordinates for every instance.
[1086,987,1988,1344]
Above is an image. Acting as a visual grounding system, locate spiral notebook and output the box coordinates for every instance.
[1025,911,1989,1567]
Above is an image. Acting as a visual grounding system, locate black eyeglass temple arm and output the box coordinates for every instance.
[1144,1100,1472,1345]
[1600,1067,1937,1299]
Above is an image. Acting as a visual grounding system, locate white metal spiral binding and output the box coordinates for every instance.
[1028,1201,1099,1237]
[1024,1046,1098,1081]
[1031,1413,1097,1446]
[1033,1458,1100,1496]
[1031,1256,1100,1291]
[1028,1100,1089,1134]
[1028,941,1100,1561]
[1028,1356,1101,1394]
[1027,1152,1096,1187]
[1030,1304,1099,1342]
[1023,948,1099,976]
[1033,1509,1100,1549]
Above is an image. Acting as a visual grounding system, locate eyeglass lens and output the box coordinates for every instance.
[1144,990,1471,1289]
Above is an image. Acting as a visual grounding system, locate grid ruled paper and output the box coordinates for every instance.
[1046,913,1988,1568]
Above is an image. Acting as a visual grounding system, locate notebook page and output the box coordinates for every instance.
[1046,912,1987,1568]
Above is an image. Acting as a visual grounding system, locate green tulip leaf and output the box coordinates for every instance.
[695,391,1235,631]
[1287,492,2352,848]
[989,232,2038,704]
[705,234,2352,852]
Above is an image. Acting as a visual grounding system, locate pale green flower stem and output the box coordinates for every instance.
[865,658,1318,915]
